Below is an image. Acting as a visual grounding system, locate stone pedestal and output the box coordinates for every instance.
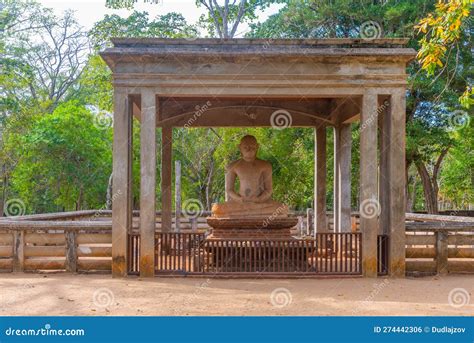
[206,217,298,240]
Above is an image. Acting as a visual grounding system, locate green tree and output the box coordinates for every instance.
[415,0,472,107]
[9,101,112,213]
[89,11,197,51]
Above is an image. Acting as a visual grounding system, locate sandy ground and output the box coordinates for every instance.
[0,273,472,316]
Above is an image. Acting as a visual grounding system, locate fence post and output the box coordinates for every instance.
[306,208,313,237]
[435,230,448,275]
[12,230,24,272]
[66,230,77,273]
[191,217,197,232]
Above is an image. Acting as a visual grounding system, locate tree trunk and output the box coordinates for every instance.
[415,161,438,214]
[0,170,8,217]
[406,174,417,212]
[106,172,113,210]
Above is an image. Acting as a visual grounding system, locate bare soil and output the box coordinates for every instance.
[0,273,472,316]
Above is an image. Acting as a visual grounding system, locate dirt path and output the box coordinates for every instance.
[0,274,472,316]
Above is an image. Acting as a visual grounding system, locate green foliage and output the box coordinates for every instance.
[440,120,474,206]
[75,55,114,111]
[9,101,112,212]
[105,0,162,9]
[248,0,433,38]
[89,11,197,50]
[1,0,473,215]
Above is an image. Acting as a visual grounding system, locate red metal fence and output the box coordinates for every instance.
[128,232,362,276]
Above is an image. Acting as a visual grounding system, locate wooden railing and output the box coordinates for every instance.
[1,210,473,276]
[405,221,474,275]
[0,221,112,273]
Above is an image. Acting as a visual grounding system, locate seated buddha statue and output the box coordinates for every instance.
[211,135,288,218]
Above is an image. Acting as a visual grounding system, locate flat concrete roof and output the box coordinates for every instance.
[101,38,417,66]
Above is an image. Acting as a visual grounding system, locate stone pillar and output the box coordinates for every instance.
[379,96,390,236]
[112,89,133,277]
[360,90,379,277]
[161,126,173,232]
[334,124,352,233]
[387,89,406,277]
[139,89,156,277]
[333,127,340,233]
[314,126,327,234]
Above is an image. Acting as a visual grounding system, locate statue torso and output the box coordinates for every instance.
[228,158,271,198]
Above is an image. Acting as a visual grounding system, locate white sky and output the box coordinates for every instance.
[37,0,283,36]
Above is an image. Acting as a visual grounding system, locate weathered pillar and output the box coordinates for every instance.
[387,89,406,277]
[161,126,173,232]
[314,126,327,234]
[379,96,390,236]
[175,160,181,233]
[112,89,133,277]
[334,124,352,233]
[139,89,157,277]
[333,127,340,233]
[360,90,379,277]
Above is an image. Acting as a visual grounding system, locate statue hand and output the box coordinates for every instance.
[244,195,258,203]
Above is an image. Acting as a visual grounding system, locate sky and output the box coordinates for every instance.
[37,0,283,36]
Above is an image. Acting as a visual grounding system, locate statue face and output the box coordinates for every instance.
[239,141,258,162]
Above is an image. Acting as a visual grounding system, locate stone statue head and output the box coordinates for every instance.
[239,135,259,162]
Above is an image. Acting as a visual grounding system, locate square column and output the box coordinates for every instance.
[161,126,173,232]
[378,99,390,236]
[314,126,327,233]
[333,127,340,232]
[112,89,133,277]
[139,89,157,277]
[333,124,352,233]
[360,90,379,277]
[387,89,406,276]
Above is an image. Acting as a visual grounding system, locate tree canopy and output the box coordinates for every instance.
[1,0,472,216]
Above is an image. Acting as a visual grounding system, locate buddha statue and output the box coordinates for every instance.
[211,135,288,218]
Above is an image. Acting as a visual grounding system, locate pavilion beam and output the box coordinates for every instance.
[112,89,133,277]
[360,90,379,277]
[139,89,157,277]
[314,125,327,234]
[161,126,173,232]
[387,89,406,277]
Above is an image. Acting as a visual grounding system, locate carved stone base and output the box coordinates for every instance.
[206,216,298,240]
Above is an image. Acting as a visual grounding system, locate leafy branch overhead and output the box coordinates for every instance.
[415,0,472,108]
